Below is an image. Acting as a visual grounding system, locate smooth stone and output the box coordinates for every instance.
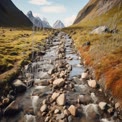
[53,78,65,87]
[56,93,66,106]
[78,95,92,104]
[81,72,88,79]
[63,109,70,116]
[54,109,60,114]
[45,116,50,122]
[87,79,97,88]
[51,92,60,101]
[98,102,107,110]
[68,105,77,116]
[56,113,65,120]
[115,102,120,109]
[40,104,47,112]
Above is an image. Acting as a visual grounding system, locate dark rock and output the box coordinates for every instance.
[12,79,27,93]
[4,101,22,116]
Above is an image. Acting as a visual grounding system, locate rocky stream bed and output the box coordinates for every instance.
[0,32,122,122]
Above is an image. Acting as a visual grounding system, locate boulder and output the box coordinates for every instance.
[13,79,27,93]
[4,101,22,116]
[56,93,66,106]
[68,105,77,116]
[90,26,109,34]
[87,79,97,88]
[53,78,65,88]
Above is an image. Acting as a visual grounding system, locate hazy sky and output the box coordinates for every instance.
[11,0,89,27]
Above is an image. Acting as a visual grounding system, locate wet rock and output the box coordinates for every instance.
[78,95,92,104]
[56,113,65,120]
[87,79,97,88]
[68,115,72,122]
[81,72,88,79]
[115,102,120,109]
[13,79,27,93]
[107,107,114,114]
[56,93,66,106]
[68,105,77,116]
[24,114,36,122]
[4,101,22,116]
[98,102,107,110]
[38,71,50,79]
[51,92,60,101]
[64,109,70,116]
[40,104,48,112]
[45,116,50,122]
[0,108,3,118]
[2,98,10,106]
[83,104,99,119]
[53,78,65,88]
[54,109,60,114]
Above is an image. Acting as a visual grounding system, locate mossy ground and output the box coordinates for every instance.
[0,28,52,86]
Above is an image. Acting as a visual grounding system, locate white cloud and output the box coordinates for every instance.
[33,13,41,17]
[64,15,76,26]
[41,5,66,13]
[29,0,51,5]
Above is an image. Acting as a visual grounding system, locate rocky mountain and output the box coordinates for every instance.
[27,11,51,28]
[53,20,65,29]
[0,0,32,27]
[73,0,122,25]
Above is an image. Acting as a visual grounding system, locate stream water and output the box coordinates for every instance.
[0,32,121,122]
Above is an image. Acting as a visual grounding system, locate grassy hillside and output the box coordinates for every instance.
[0,28,52,89]
[64,2,122,105]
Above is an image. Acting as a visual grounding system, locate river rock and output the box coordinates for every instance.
[40,104,48,112]
[56,113,65,120]
[81,72,88,79]
[56,93,66,106]
[64,109,70,116]
[87,79,97,88]
[98,102,107,110]
[83,104,99,119]
[115,102,120,109]
[78,95,92,104]
[51,92,60,101]
[13,79,27,93]
[68,105,77,116]
[25,114,36,122]
[53,78,65,88]
[54,109,60,114]
[4,101,21,116]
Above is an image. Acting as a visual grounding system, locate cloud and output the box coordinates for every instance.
[33,13,41,17]
[64,15,76,26]
[29,0,51,5]
[41,5,66,13]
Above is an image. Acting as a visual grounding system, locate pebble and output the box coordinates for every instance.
[68,105,77,116]
[98,102,107,110]
[40,104,48,112]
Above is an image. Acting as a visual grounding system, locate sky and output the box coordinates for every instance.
[11,0,89,27]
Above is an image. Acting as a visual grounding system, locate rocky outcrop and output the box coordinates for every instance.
[0,0,32,27]
[27,11,51,28]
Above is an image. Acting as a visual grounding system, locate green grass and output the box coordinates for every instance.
[0,28,52,85]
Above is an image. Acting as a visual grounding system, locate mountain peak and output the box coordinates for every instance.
[53,20,65,29]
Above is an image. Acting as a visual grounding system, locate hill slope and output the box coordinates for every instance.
[64,0,122,105]
[73,0,122,28]
[0,0,32,27]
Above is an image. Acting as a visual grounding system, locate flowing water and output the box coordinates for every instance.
[0,32,121,122]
